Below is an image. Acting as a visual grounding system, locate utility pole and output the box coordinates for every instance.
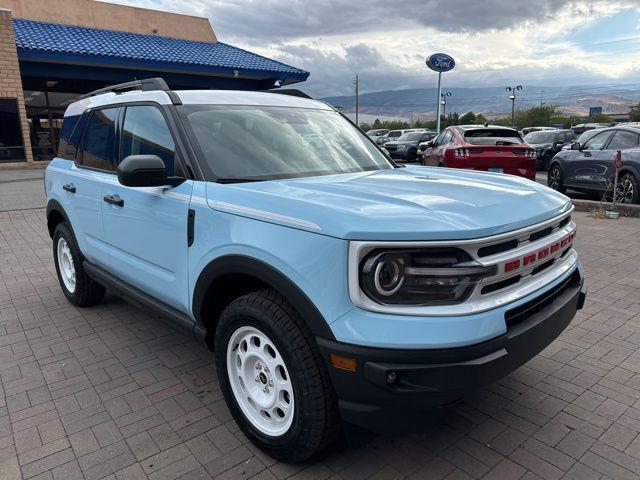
[506,85,523,128]
[540,90,545,107]
[440,91,452,125]
[354,74,359,127]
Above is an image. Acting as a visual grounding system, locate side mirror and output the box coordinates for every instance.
[117,155,184,187]
[425,140,434,148]
[570,142,581,151]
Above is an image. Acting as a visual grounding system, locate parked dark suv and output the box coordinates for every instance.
[548,126,640,204]
[524,129,575,170]
[384,131,436,161]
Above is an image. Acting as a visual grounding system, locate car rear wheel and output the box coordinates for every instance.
[53,223,105,307]
[548,164,566,193]
[215,289,340,463]
[616,173,639,204]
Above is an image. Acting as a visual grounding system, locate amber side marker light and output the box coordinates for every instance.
[330,354,357,372]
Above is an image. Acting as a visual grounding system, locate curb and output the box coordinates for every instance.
[572,199,640,218]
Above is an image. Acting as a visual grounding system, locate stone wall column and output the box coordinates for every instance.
[0,7,33,165]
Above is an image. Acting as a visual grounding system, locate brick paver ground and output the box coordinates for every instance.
[0,207,639,479]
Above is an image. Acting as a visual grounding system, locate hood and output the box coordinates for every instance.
[205,166,572,241]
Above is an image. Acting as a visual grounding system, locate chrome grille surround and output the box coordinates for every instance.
[348,208,578,317]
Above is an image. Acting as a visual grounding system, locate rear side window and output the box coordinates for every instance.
[120,106,176,175]
[79,108,118,171]
[58,112,87,161]
[388,131,402,138]
[606,130,639,150]
[464,129,523,145]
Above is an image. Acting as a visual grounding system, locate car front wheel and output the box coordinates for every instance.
[616,172,639,204]
[215,289,340,463]
[548,164,566,193]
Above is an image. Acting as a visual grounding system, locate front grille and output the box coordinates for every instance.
[530,227,553,242]
[481,275,521,295]
[505,270,580,328]
[478,239,519,258]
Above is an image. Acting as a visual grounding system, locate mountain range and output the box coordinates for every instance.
[320,84,640,121]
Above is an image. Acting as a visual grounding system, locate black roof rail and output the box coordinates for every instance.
[268,89,313,99]
[79,78,171,100]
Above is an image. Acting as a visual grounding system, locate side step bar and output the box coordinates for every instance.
[83,261,207,345]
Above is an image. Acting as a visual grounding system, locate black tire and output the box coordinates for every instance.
[548,164,566,193]
[215,289,340,463]
[616,172,640,204]
[53,222,106,307]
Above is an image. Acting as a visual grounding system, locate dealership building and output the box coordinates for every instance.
[0,0,309,166]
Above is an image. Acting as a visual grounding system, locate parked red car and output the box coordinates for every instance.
[421,125,537,180]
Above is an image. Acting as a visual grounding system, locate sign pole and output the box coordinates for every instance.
[426,53,455,134]
[436,71,442,133]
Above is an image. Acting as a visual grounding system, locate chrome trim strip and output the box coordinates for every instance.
[348,210,578,317]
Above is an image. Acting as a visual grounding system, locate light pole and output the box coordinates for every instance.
[440,91,452,124]
[506,85,523,127]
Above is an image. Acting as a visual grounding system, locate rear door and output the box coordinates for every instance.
[100,104,194,313]
[72,107,120,264]
[564,130,615,189]
[424,130,451,166]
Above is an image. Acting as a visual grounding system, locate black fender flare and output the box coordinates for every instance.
[192,255,336,340]
[619,164,640,180]
[46,199,71,238]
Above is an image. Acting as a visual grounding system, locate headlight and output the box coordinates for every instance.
[359,248,497,306]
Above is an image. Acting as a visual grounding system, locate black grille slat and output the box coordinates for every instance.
[505,270,579,327]
[558,216,571,229]
[529,227,552,242]
[478,239,519,258]
[481,275,521,295]
[531,259,554,276]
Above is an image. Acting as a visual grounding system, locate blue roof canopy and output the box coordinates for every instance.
[12,18,309,85]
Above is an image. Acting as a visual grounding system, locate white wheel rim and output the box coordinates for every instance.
[226,326,294,437]
[56,237,76,293]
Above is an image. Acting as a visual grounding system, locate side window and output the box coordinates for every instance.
[79,108,118,171]
[441,130,453,145]
[120,106,176,175]
[583,131,611,151]
[606,130,639,150]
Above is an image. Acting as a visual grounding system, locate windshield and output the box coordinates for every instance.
[525,131,557,143]
[577,129,603,143]
[182,105,393,181]
[464,129,523,145]
[398,132,424,141]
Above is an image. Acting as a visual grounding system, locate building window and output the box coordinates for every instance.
[0,99,26,162]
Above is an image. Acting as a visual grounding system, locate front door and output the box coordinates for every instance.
[565,130,613,190]
[100,105,193,313]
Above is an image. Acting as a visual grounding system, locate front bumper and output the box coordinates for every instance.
[317,269,585,433]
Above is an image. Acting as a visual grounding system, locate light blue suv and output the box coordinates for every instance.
[45,78,586,463]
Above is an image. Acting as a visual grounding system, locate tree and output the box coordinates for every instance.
[630,103,640,122]
[459,111,476,124]
[372,118,384,129]
[588,113,613,123]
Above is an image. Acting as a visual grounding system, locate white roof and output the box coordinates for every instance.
[64,89,332,117]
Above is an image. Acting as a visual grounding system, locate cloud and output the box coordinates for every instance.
[106,0,640,99]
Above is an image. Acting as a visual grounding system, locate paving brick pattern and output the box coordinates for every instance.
[1,208,639,479]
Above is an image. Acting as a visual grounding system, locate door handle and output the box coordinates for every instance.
[103,195,124,207]
[62,183,76,193]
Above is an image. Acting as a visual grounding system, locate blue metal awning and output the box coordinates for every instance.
[12,18,309,85]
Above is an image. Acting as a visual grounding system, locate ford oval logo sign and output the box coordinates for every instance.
[426,53,456,73]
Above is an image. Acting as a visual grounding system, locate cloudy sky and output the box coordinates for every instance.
[107,0,640,98]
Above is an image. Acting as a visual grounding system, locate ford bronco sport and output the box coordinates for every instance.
[45,78,586,463]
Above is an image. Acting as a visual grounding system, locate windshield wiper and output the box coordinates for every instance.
[216,178,267,184]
